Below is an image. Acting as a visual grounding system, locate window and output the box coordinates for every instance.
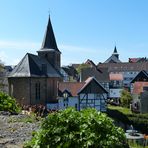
[35,82,40,100]
[11,84,13,96]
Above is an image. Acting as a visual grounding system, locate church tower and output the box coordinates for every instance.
[112,46,119,59]
[37,16,61,71]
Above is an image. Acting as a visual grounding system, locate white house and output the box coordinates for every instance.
[58,77,108,112]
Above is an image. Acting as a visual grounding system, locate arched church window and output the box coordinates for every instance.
[35,82,40,100]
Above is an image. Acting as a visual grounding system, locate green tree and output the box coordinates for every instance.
[76,63,90,74]
[120,89,132,108]
[0,91,20,113]
[24,108,128,148]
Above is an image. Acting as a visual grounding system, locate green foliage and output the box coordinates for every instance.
[108,105,148,134]
[76,63,90,74]
[24,108,127,148]
[0,91,20,113]
[108,105,132,114]
[120,89,132,108]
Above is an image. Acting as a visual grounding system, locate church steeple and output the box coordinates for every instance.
[113,46,117,54]
[37,16,61,71]
[41,16,60,52]
[112,46,119,59]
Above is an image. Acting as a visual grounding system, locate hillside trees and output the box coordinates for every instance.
[76,63,90,74]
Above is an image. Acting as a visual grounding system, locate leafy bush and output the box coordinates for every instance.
[120,90,132,108]
[24,108,127,148]
[0,91,20,113]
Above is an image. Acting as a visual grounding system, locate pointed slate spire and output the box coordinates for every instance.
[113,46,117,54]
[41,16,60,52]
[112,46,119,59]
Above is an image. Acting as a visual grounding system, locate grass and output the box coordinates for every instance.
[108,104,132,114]
[107,105,148,147]
[129,141,148,148]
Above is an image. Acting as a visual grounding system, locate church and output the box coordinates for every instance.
[8,17,62,105]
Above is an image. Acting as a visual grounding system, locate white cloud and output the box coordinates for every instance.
[0,40,107,65]
[0,51,8,64]
[0,40,40,50]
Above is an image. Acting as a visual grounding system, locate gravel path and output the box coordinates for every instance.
[0,113,40,148]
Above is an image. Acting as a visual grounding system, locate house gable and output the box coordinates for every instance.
[131,70,148,83]
[78,77,108,95]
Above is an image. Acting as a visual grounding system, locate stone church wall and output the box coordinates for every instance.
[8,78,30,105]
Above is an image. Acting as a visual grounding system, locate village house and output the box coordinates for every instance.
[109,73,123,103]
[8,16,62,105]
[98,47,141,89]
[79,59,109,91]
[131,70,148,113]
[61,65,79,82]
[58,77,108,112]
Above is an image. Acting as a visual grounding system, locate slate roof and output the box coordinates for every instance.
[131,70,148,83]
[78,77,108,94]
[85,59,96,68]
[38,16,60,53]
[71,64,80,69]
[81,67,109,82]
[104,46,121,63]
[113,46,117,53]
[62,66,78,77]
[9,53,61,78]
[104,55,121,63]
[97,62,148,72]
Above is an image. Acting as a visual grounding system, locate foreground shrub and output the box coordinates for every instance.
[0,91,20,113]
[24,108,127,148]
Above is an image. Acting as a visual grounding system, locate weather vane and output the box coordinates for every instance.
[48,9,51,16]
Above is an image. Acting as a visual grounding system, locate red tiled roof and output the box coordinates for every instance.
[109,73,123,81]
[129,58,140,63]
[58,82,85,96]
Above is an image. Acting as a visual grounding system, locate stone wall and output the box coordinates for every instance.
[8,77,61,105]
[8,78,30,105]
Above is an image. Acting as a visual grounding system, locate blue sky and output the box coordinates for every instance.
[0,0,148,66]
